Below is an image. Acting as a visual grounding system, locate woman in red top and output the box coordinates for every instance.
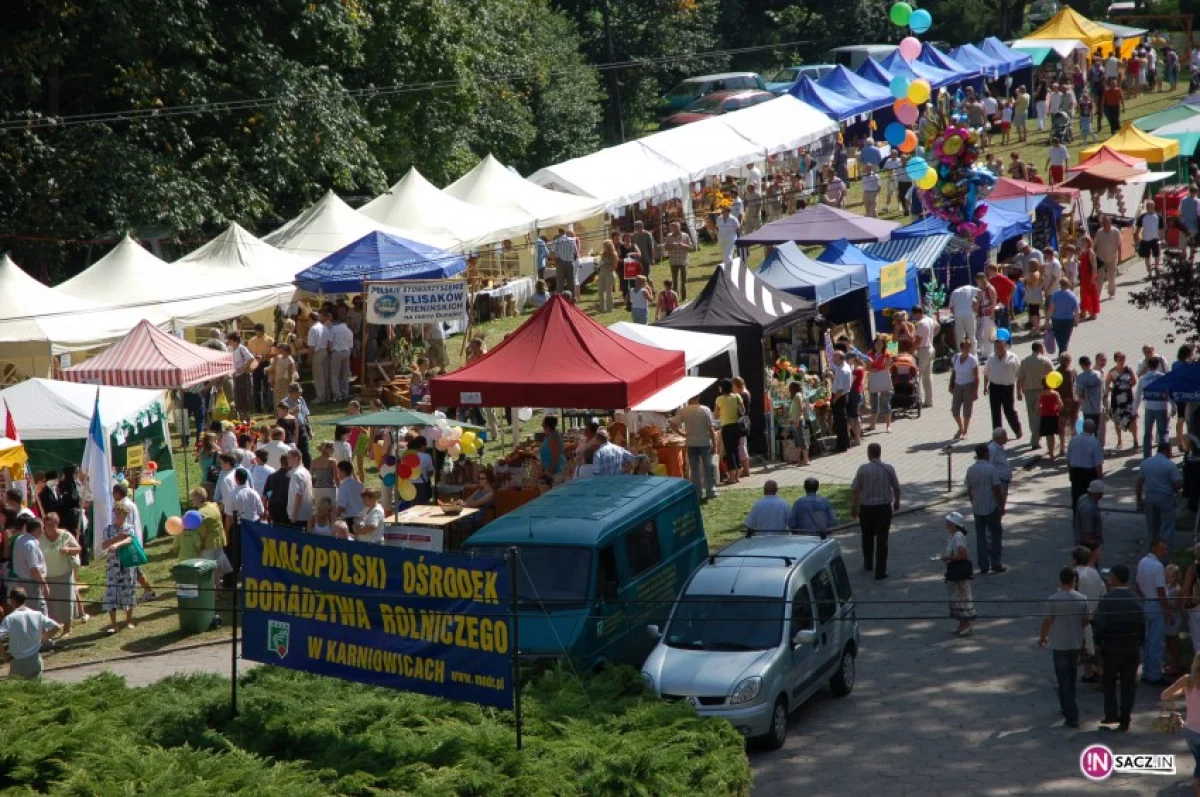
[1077,235,1101,320]
[865,335,893,433]
[1038,377,1064,460]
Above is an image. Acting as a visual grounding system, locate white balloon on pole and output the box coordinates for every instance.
[517,408,533,421]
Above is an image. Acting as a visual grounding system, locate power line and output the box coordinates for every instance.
[0,41,814,133]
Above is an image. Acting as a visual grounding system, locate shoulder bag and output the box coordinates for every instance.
[117,533,149,569]
[735,395,751,436]
[945,558,974,582]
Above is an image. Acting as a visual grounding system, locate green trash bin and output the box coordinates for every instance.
[171,558,219,633]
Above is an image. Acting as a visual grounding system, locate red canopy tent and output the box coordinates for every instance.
[60,319,234,389]
[429,296,685,409]
[1067,145,1147,173]
[988,176,1079,201]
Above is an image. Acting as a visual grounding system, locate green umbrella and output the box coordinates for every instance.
[331,408,485,431]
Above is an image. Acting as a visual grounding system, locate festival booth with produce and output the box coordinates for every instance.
[430,296,706,513]
[0,433,29,494]
[657,260,816,456]
[0,378,175,540]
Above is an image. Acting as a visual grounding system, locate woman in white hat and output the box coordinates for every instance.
[941,512,976,636]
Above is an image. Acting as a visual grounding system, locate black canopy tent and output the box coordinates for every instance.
[657,260,816,454]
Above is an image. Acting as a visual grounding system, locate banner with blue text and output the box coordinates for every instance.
[240,521,513,709]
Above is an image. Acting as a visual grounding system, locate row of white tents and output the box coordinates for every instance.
[0,95,838,376]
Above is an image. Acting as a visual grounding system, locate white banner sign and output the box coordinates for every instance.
[366,279,468,325]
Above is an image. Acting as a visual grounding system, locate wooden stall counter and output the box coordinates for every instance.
[386,504,481,551]
[494,487,540,518]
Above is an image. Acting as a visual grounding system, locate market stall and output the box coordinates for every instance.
[739,204,899,247]
[754,242,873,340]
[818,238,920,334]
[0,378,175,540]
[657,261,816,455]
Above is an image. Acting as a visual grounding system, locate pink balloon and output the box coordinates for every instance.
[895,102,919,125]
[899,37,922,61]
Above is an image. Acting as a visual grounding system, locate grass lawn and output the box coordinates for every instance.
[702,484,852,549]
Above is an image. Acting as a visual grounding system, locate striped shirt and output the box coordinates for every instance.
[664,232,693,267]
[550,234,579,265]
[851,460,899,506]
[965,460,1001,515]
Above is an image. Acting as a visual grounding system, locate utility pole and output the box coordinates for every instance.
[600,0,626,144]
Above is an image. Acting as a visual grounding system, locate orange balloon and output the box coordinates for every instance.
[899,130,918,153]
[892,98,910,115]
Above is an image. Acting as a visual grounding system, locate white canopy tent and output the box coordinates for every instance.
[444,154,605,228]
[640,116,768,183]
[0,378,164,440]
[528,142,692,213]
[176,222,303,312]
[719,95,839,155]
[630,376,717,413]
[609,322,739,377]
[1011,38,1089,59]
[262,190,432,259]
[54,236,178,323]
[360,168,535,250]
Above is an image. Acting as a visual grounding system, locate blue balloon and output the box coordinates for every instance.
[905,156,928,181]
[479,431,488,442]
[885,122,907,146]
[861,146,882,167]
[1075,417,1085,435]
[889,74,912,99]
[996,328,1011,343]
[909,8,932,34]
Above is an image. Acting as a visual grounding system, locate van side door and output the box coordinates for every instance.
[810,566,840,669]
[787,581,817,702]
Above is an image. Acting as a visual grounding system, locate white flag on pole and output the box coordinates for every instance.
[81,389,113,556]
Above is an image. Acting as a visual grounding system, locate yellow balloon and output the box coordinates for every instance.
[397,481,417,502]
[916,169,938,189]
[907,79,931,105]
[460,431,476,448]
[1045,371,1064,390]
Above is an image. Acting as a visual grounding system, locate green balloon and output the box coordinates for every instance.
[890,1,913,25]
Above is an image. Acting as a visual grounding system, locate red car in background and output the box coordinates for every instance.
[659,90,775,129]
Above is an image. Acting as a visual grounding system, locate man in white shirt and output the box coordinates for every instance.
[227,331,257,423]
[745,481,792,532]
[11,518,49,614]
[716,206,741,267]
[911,306,940,408]
[286,449,314,526]
[1047,84,1062,117]
[307,311,331,404]
[336,460,364,523]
[1137,540,1173,684]
[328,317,354,402]
[213,453,239,520]
[1136,200,1164,275]
[230,467,265,534]
[425,321,449,370]
[984,339,1022,439]
[0,586,60,679]
[261,427,292,469]
[250,449,275,496]
[861,165,881,218]
[830,350,853,452]
[1045,138,1070,185]
[948,283,980,347]
[1106,53,1121,81]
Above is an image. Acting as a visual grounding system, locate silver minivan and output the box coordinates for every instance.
[641,533,859,749]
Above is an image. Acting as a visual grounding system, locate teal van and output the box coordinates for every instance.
[463,476,708,670]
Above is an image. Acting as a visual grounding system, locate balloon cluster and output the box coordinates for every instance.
[380,452,424,502]
[425,418,484,458]
[882,4,933,174]
[922,115,994,239]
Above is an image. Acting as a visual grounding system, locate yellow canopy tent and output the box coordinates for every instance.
[1023,7,1114,56]
[1080,122,1180,164]
[0,436,28,475]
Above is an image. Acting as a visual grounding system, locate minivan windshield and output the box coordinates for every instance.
[470,546,593,611]
[665,596,783,651]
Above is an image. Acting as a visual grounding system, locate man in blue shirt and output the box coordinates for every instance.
[1136,442,1183,556]
[1180,186,1199,261]
[745,481,791,533]
[1046,278,1080,355]
[591,429,645,476]
[790,477,838,533]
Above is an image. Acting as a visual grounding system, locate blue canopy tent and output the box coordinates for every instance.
[918,44,980,88]
[789,76,873,121]
[862,233,958,274]
[891,204,1032,289]
[295,230,468,293]
[754,242,874,337]
[818,238,920,333]
[855,57,896,89]
[1143,364,1200,402]
[978,37,1034,93]
[878,50,961,90]
[817,66,893,114]
[951,43,1005,80]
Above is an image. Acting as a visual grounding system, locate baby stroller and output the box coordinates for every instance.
[1050,110,1073,144]
[889,356,922,419]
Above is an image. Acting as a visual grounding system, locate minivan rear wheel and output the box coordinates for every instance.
[829,647,855,697]
[760,696,789,749]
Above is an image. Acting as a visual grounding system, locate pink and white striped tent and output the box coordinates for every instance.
[60,320,233,389]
